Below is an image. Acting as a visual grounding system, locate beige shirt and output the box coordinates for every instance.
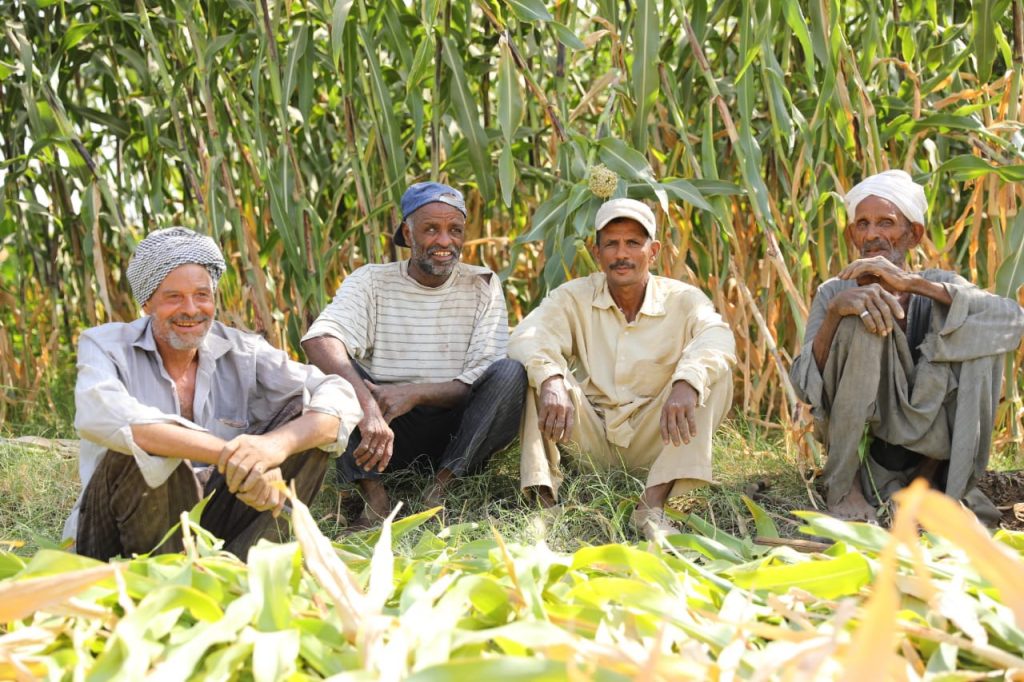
[509,273,736,448]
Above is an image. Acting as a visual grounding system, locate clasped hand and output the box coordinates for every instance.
[831,257,910,337]
[351,381,422,473]
[838,255,913,293]
[217,434,287,514]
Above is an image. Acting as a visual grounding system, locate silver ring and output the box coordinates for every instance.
[859,310,871,318]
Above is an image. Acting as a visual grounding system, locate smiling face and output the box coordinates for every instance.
[403,202,466,287]
[593,219,660,290]
[143,264,216,353]
[847,195,924,266]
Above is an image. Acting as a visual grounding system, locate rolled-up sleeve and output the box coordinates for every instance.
[74,332,199,488]
[456,274,510,385]
[671,292,736,406]
[249,336,362,454]
[509,287,575,389]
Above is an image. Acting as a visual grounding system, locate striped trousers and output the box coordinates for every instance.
[76,398,328,562]
[337,358,527,482]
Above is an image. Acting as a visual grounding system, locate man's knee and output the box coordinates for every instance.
[482,358,527,390]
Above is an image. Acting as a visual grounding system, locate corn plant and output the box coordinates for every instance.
[1,0,1022,446]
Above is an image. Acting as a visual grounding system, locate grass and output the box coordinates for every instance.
[0,415,817,557]
[3,376,1021,557]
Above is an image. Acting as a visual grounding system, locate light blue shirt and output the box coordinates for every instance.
[65,317,362,538]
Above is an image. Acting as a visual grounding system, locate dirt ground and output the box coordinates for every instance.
[978,470,1024,531]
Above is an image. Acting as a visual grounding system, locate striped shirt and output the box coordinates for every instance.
[303,260,509,385]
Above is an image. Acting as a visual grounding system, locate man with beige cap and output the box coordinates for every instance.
[509,198,736,540]
[790,170,1024,525]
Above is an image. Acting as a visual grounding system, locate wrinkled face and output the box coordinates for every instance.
[143,264,216,352]
[593,219,660,289]
[404,202,465,284]
[848,195,922,266]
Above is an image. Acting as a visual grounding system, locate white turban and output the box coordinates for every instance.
[844,170,927,226]
[126,227,226,305]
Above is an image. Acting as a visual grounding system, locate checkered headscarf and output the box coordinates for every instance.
[126,227,226,305]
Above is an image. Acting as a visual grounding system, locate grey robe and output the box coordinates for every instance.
[790,269,1024,524]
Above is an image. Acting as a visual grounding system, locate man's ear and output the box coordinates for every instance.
[401,221,412,245]
[908,221,925,247]
[590,232,601,259]
[648,239,661,262]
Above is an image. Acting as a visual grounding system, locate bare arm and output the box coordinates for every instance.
[302,335,378,417]
[301,334,396,472]
[131,423,226,465]
[367,380,469,422]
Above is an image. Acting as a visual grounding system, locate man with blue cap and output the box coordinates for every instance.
[303,182,526,528]
[790,170,1024,525]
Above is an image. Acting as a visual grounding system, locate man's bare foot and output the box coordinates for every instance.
[828,477,876,522]
[349,479,390,531]
[423,469,454,509]
[527,485,557,509]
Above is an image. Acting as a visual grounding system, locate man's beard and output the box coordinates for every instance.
[410,242,460,278]
[160,313,213,350]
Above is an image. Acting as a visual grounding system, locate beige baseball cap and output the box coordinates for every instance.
[594,198,657,239]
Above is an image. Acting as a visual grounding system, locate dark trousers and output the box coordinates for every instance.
[337,358,527,482]
[76,398,328,562]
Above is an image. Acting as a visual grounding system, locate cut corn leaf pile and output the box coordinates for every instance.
[1,482,1023,680]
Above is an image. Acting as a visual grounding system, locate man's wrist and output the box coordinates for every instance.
[541,374,564,391]
[672,379,697,392]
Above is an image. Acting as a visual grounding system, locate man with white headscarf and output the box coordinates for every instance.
[68,227,362,561]
[790,170,1024,525]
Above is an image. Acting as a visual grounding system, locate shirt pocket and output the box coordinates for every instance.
[211,416,250,441]
[631,360,676,398]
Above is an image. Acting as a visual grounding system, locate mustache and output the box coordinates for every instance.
[861,238,892,253]
[610,259,635,269]
[169,314,211,324]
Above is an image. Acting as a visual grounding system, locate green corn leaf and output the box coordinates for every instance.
[409,657,629,682]
[497,38,524,144]
[729,551,872,599]
[972,0,1011,83]
[550,22,585,50]
[517,188,569,243]
[62,22,97,51]
[741,495,780,539]
[666,533,747,563]
[662,178,713,210]
[598,138,654,182]
[331,0,355,69]
[995,211,1024,299]
[794,511,890,553]
[248,542,299,631]
[442,37,495,203]
[935,155,1024,182]
[631,0,659,150]
[499,145,517,207]
[504,0,553,23]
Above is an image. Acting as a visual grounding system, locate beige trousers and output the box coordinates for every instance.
[520,374,732,500]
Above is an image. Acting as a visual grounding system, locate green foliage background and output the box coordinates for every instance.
[1,0,1023,436]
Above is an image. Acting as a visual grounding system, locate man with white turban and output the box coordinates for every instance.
[790,171,1024,525]
[68,227,362,561]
